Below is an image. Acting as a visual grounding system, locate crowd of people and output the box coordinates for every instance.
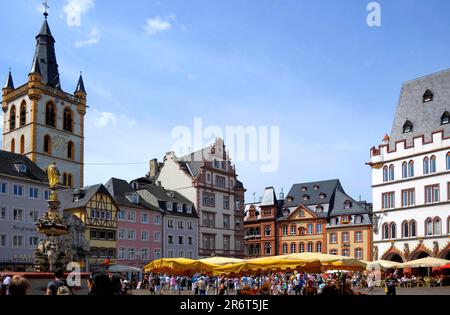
[141,272,365,296]
[1,268,448,296]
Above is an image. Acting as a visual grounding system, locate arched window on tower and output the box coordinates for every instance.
[383,166,389,182]
[408,160,415,177]
[63,108,73,132]
[382,223,389,240]
[63,173,67,187]
[68,174,73,188]
[10,106,16,130]
[410,220,417,237]
[390,223,397,239]
[67,142,75,160]
[447,153,450,170]
[434,217,442,235]
[389,165,395,181]
[423,157,430,175]
[20,102,26,126]
[44,135,52,154]
[402,221,409,238]
[45,103,56,128]
[425,218,433,236]
[402,162,408,179]
[430,156,437,173]
[10,138,15,153]
[20,135,25,155]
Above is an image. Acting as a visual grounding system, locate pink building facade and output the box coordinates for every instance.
[106,178,163,268]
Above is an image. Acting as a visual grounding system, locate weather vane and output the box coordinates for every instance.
[42,1,49,18]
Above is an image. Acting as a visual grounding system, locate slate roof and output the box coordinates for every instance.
[3,70,14,89]
[284,179,344,208]
[389,68,450,148]
[105,178,161,213]
[327,189,372,216]
[59,184,115,211]
[0,150,48,183]
[75,74,86,94]
[138,184,199,219]
[33,18,61,90]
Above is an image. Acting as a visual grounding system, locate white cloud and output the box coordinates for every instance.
[75,27,100,48]
[63,0,95,27]
[89,110,136,129]
[144,15,175,35]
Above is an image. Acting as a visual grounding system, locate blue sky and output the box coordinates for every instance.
[1,0,450,202]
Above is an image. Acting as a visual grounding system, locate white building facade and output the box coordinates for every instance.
[370,69,450,263]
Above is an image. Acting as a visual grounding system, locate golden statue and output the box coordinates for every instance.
[47,161,61,188]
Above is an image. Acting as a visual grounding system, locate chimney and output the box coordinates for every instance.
[149,159,159,178]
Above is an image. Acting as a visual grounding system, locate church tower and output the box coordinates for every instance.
[2,10,86,188]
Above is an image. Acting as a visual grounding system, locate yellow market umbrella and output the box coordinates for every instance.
[366,260,402,270]
[279,253,367,271]
[213,256,322,276]
[198,257,248,273]
[398,257,450,268]
[144,258,200,274]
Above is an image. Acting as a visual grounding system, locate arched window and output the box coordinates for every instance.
[425,218,433,236]
[403,121,413,134]
[20,102,26,126]
[20,135,25,155]
[441,112,450,125]
[9,105,16,130]
[316,241,322,253]
[68,174,73,188]
[383,166,389,182]
[282,243,288,255]
[389,165,395,181]
[434,217,442,235]
[63,173,67,187]
[63,108,73,132]
[10,138,15,153]
[423,157,430,175]
[447,153,450,170]
[390,223,397,239]
[45,103,56,127]
[402,162,408,179]
[44,135,52,154]
[299,243,305,253]
[402,221,409,238]
[383,224,389,240]
[408,160,415,177]
[410,220,417,237]
[264,226,271,236]
[67,142,75,160]
[265,243,271,255]
[290,243,296,254]
[430,156,437,173]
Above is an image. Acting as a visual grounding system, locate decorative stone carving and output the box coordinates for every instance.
[373,246,378,261]
[433,242,439,257]
[404,243,410,259]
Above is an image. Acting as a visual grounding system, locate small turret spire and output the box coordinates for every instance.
[30,56,42,75]
[75,72,87,95]
[3,68,14,90]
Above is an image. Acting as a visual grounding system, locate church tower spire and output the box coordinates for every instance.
[32,11,61,89]
[3,69,14,91]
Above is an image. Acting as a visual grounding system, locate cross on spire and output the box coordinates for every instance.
[42,1,49,18]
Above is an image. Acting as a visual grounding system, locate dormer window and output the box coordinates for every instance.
[287,196,294,202]
[319,193,326,199]
[186,205,193,214]
[131,193,139,204]
[177,204,183,213]
[303,194,310,201]
[166,202,173,211]
[301,186,308,192]
[14,162,27,173]
[316,206,324,213]
[403,121,413,134]
[344,200,352,210]
[442,112,450,125]
[423,90,434,103]
[313,185,319,190]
